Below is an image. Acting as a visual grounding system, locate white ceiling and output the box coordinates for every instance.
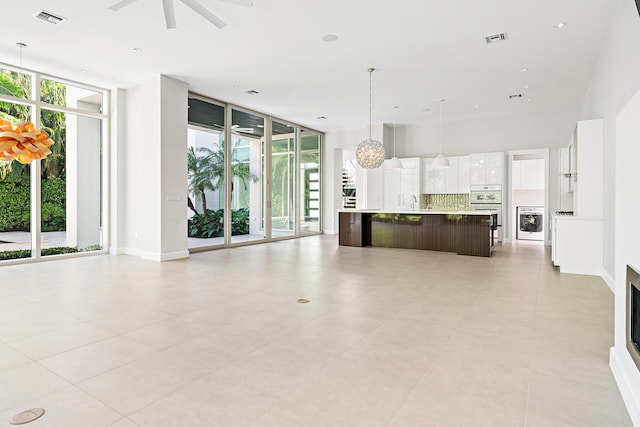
[1,0,617,132]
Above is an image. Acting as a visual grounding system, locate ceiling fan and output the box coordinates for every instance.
[231,124,254,133]
[108,0,253,30]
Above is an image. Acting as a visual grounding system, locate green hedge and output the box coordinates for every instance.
[0,245,102,261]
[0,176,66,232]
[188,208,250,238]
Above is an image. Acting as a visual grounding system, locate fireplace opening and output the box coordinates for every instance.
[626,265,640,371]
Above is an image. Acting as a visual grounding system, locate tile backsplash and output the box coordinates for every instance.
[421,194,470,211]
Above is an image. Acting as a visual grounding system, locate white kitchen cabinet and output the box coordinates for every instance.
[458,156,470,193]
[445,157,459,193]
[400,158,422,209]
[422,158,445,194]
[382,164,401,210]
[422,156,468,194]
[470,152,504,186]
[573,119,603,218]
[552,216,603,275]
[383,158,421,210]
[513,158,544,190]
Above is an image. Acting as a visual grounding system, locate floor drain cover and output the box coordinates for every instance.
[297,298,310,304]
[10,408,45,425]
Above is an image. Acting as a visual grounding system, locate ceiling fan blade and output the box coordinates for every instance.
[179,0,227,29]
[162,0,177,29]
[108,0,140,11]
[218,0,253,7]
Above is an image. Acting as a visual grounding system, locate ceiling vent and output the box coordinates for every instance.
[34,10,65,25]
[485,32,508,44]
[245,90,259,95]
[509,93,524,99]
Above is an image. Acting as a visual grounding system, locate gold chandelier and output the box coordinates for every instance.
[0,119,55,164]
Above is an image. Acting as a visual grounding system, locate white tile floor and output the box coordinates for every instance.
[0,235,632,426]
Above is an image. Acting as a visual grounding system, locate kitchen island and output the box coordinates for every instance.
[339,210,497,257]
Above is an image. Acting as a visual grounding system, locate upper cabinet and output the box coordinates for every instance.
[470,152,504,186]
[513,158,544,190]
[573,119,603,218]
[422,156,470,194]
[383,157,422,210]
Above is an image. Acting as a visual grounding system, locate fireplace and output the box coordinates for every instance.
[627,265,640,370]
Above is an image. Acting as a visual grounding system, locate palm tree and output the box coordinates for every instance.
[187,144,257,220]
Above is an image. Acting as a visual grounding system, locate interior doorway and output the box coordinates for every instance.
[508,149,549,245]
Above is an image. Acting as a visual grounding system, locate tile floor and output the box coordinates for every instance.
[0,235,632,426]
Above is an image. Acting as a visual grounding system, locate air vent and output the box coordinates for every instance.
[34,10,65,25]
[245,90,259,95]
[485,32,508,44]
[509,93,524,99]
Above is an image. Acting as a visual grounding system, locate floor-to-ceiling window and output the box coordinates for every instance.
[0,65,108,262]
[230,108,266,244]
[186,97,226,249]
[271,121,297,237]
[186,93,322,251]
[300,129,321,233]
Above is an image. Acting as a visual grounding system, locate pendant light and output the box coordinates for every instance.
[384,106,402,169]
[0,43,54,164]
[355,68,385,169]
[432,98,450,169]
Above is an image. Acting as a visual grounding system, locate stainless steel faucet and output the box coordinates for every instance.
[410,195,417,211]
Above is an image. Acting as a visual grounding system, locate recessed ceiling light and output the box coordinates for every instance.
[527,98,532,102]
[233,84,240,88]
[322,34,338,42]
[81,69,87,73]
[555,22,566,29]
[521,68,528,73]
[245,89,259,95]
[316,116,327,120]
[422,108,433,115]
[474,105,480,109]
[523,84,530,89]
[132,47,142,52]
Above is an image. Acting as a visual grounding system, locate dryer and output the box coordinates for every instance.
[517,206,544,241]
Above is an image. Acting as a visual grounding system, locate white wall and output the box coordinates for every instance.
[578,0,640,423]
[122,74,189,261]
[580,0,640,280]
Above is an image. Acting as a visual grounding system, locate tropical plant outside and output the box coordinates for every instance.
[187,144,257,238]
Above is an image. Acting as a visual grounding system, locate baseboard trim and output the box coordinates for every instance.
[610,346,640,425]
[122,247,142,257]
[109,247,125,255]
[601,268,616,293]
[141,250,190,262]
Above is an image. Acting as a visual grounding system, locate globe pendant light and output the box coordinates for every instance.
[432,99,450,169]
[356,68,385,169]
[384,105,402,169]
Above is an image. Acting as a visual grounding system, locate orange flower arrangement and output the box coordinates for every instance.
[0,119,55,164]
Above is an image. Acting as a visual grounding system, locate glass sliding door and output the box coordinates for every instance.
[230,109,265,244]
[187,97,226,249]
[39,80,105,257]
[271,121,297,237]
[0,70,32,259]
[300,130,321,233]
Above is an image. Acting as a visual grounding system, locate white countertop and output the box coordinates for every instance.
[339,209,497,216]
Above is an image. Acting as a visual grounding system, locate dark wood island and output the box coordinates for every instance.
[339,210,497,257]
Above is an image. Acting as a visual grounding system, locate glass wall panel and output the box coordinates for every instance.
[231,109,265,243]
[271,121,297,236]
[0,67,32,100]
[40,108,103,256]
[41,78,103,111]
[187,98,225,249]
[0,99,32,260]
[300,130,321,233]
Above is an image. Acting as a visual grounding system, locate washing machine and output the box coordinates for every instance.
[517,206,544,241]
